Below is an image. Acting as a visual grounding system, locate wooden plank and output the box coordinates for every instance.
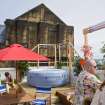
[56,89,74,105]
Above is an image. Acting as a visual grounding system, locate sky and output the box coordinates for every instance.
[0,0,105,59]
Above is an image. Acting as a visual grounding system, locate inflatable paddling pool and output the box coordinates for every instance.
[27,68,69,87]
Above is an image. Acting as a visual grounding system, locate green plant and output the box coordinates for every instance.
[101,43,105,54]
[100,43,105,70]
[56,61,62,69]
[73,56,82,76]
[17,62,29,77]
[1,80,5,84]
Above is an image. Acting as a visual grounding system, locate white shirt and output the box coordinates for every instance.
[91,87,105,105]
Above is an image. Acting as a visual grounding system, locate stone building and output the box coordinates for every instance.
[4,4,74,63]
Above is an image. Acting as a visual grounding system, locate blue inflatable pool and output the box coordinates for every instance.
[27,68,69,87]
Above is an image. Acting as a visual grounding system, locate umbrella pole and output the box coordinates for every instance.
[16,61,20,82]
[15,61,18,81]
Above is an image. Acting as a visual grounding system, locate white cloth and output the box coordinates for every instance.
[91,87,105,105]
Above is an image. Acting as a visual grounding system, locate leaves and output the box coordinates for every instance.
[101,43,105,54]
[99,43,105,69]
[17,62,29,77]
[73,56,82,76]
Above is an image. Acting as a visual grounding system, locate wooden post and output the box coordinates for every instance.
[16,62,21,82]
[0,74,1,85]
[84,34,88,47]
[68,49,72,71]
[54,44,57,67]
[67,42,72,84]
[37,44,40,68]
[58,44,61,62]
[16,62,18,81]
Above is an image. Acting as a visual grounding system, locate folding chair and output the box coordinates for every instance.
[0,84,7,95]
[32,87,51,105]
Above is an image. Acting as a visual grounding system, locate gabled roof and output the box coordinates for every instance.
[0,25,6,43]
[15,3,66,25]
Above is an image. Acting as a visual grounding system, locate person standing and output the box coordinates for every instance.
[74,59,101,105]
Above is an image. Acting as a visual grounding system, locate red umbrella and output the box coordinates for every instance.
[0,44,48,61]
[0,44,49,81]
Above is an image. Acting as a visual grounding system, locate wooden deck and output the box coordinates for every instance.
[0,92,35,105]
[0,90,51,105]
[21,82,75,105]
[56,89,74,105]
